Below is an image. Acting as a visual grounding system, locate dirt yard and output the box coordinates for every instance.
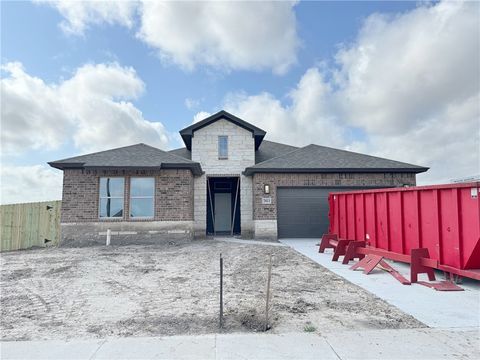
[0,240,424,340]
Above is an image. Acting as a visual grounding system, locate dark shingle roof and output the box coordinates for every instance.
[49,143,203,175]
[244,144,428,175]
[255,140,299,163]
[168,147,191,160]
[179,110,266,150]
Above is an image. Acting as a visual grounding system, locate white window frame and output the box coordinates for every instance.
[129,177,155,219]
[218,135,228,159]
[98,177,125,219]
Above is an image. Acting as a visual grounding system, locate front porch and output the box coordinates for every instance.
[206,176,241,237]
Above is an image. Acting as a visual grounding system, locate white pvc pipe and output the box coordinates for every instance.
[106,228,111,246]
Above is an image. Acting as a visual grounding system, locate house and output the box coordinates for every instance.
[49,110,428,245]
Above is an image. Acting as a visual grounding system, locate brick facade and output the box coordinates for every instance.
[253,172,416,220]
[53,112,425,244]
[61,168,194,223]
[59,164,418,243]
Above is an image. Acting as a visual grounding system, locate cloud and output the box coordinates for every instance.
[1,61,170,154]
[364,94,479,184]
[334,0,480,183]
[335,0,479,135]
[223,68,347,148]
[0,165,63,204]
[185,97,201,110]
[37,0,138,35]
[137,1,299,74]
[198,1,479,184]
[1,62,70,152]
[193,111,211,124]
[39,0,300,74]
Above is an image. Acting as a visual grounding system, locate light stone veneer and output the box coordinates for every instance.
[254,220,278,240]
[191,119,255,238]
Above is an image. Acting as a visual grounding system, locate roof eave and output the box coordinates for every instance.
[244,167,429,176]
[47,162,85,170]
[48,162,204,176]
[82,164,203,176]
[161,163,203,176]
[84,165,162,170]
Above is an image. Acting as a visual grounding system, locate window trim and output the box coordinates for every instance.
[218,135,228,160]
[129,177,155,219]
[98,177,125,219]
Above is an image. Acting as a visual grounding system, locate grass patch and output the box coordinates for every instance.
[303,322,316,332]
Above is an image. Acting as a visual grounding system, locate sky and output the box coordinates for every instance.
[1,0,479,204]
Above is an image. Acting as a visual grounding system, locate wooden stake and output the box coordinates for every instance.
[220,253,224,328]
[265,254,272,331]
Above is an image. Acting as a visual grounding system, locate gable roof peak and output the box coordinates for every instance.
[179,110,266,150]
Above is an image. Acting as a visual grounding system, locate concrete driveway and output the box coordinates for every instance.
[279,238,480,328]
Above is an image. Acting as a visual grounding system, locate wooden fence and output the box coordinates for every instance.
[0,200,61,251]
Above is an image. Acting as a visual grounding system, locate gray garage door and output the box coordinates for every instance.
[277,187,361,239]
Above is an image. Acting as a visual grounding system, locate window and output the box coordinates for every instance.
[99,178,124,218]
[218,135,228,159]
[130,177,154,218]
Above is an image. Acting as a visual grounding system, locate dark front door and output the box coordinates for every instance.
[215,193,232,232]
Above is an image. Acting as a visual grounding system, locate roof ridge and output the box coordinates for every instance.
[136,143,197,164]
[245,141,429,175]
[250,145,308,167]
[168,146,188,152]
[262,139,299,148]
[51,143,156,163]
[162,149,198,164]
[306,143,423,168]
[50,143,198,165]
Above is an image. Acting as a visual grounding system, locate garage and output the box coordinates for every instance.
[277,187,361,239]
[245,142,427,240]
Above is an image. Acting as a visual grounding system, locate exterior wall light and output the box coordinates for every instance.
[263,184,270,194]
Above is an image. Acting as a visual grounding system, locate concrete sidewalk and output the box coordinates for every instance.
[280,239,480,329]
[1,328,478,360]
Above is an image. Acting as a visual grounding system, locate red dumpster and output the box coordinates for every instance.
[328,182,480,279]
